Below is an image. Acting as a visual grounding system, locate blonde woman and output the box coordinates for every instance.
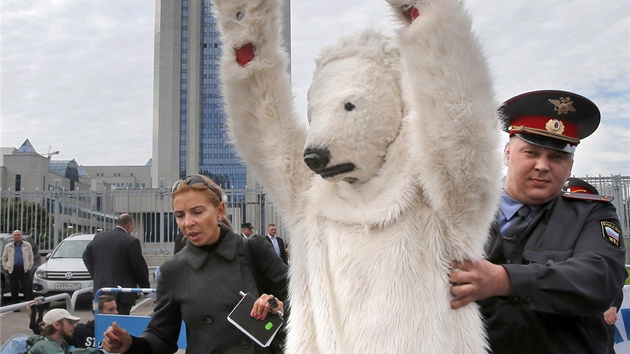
[104,175,288,353]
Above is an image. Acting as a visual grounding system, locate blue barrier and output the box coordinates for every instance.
[613,286,630,353]
[93,288,186,349]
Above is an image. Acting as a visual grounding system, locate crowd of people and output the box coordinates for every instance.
[99,89,624,353]
[3,90,627,353]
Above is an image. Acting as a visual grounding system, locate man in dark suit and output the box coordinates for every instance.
[265,223,288,264]
[82,214,150,315]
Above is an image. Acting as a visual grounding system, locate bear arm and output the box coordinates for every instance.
[212,0,313,215]
[390,0,502,253]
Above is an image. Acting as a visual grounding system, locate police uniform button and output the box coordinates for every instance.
[202,314,214,324]
[525,297,532,303]
[241,339,252,348]
[506,260,511,264]
[511,296,520,303]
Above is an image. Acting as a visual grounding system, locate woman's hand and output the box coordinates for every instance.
[251,293,284,320]
[103,322,132,353]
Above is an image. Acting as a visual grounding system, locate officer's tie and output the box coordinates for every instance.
[503,205,532,243]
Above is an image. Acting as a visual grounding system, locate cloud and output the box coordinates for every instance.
[2,0,628,175]
[1,0,154,165]
[291,0,629,176]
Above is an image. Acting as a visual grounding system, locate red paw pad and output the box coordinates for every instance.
[235,43,255,67]
[404,5,420,23]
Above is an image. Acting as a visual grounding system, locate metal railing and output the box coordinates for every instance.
[0,287,93,315]
[0,293,72,314]
[0,186,283,254]
[1,175,628,253]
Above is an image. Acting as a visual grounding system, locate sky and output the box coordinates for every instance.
[2,0,629,176]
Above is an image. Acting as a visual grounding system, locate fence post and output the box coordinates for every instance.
[53,179,62,248]
[612,175,622,222]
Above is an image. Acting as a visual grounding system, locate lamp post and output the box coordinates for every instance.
[52,179,62,248]
[157,178,167,253]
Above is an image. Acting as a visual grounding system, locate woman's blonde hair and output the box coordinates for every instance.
[171,175,233,229]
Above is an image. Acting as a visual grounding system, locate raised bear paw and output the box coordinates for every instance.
[211,0,282,67]
[385,0,421,23]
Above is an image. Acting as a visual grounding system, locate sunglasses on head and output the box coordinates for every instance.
[171,175,222,200]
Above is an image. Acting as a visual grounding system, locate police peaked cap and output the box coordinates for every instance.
[564,177,599,195]
[499,90,601,153]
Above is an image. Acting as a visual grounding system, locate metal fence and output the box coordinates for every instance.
[577,175,630,236]
[1,175,628,254]
[0,185,281,254]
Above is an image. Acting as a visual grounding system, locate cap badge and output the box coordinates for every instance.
[548,97,576,115]
[545,119,565,135]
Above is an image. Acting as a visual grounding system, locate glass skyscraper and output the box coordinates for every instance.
[152,0,291,189]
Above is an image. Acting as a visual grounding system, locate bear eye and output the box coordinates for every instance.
[344,102,355,111]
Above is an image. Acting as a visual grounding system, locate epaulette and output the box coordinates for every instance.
[562,191,614,202]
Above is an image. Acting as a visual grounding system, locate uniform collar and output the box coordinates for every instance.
[500,191,526,221]
[500,191,545,221]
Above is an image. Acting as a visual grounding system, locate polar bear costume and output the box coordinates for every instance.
[212,0,502,352]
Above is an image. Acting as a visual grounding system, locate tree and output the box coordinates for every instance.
[0,198,52,247]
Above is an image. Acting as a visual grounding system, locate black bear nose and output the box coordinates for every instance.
[303,147,330,173]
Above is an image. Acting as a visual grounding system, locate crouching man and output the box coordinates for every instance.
[26,308,103,354]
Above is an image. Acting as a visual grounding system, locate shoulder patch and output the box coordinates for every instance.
[562,191,614,202]
[601,221,622,248]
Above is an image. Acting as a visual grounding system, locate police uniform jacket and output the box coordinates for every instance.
[480,193,627,353]
[138,225,289,354]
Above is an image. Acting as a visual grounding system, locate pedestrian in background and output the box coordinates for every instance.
[266,224,288,265]
[69,295,118,349]
[2,229,34,307]
[240,222,255,238]
[82,214,150,315]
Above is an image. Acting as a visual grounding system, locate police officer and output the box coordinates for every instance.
[448,90,627,353]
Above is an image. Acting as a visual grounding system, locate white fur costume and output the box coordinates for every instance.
[212,0,502,352]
